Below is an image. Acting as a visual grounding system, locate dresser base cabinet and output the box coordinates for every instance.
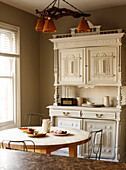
[48,106,126,162]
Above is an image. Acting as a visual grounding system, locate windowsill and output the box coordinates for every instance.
[0,123,18,131]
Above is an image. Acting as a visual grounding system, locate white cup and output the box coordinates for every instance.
[103,96,109,107]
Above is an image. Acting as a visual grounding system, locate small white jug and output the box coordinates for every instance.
[103,96,109,107]
[42,119,51,133]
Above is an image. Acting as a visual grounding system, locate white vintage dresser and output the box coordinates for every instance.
[47,25,126,162]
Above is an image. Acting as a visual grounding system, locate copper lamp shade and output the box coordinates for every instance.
[35,18,45,31]
[77,18,90,32]
[43,19,56,33]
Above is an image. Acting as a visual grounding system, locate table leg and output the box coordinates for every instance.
[69,145,77,157]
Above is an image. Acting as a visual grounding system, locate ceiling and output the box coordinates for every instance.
[0,0,126,16]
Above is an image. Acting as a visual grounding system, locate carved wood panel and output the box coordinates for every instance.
[83,119,116,159]
[86,47,118,85]
[59,48,84,84]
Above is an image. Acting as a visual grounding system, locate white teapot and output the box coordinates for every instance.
[42,119,51,133]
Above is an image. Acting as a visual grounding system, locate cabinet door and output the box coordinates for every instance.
[83,119,116,159]
[86,47,118,85]
[59,48,84,84]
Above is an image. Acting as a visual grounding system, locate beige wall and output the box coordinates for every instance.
[0,2,40,126]
[40,5,126,117]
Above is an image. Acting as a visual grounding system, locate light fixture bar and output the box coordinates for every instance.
[43,0,56,11]
[62,0,83,14]
[52,0,57,8]
[36,0,90,19]
[58,0,60,8]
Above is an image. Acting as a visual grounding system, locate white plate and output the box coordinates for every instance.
[53,133,68,136]
[52,131,70,136]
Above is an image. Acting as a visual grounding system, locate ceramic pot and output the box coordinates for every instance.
[42,119,51,133]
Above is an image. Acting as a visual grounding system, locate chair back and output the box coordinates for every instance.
[2,140,35,152]
[88,129,103,160]
[24,113,45,126]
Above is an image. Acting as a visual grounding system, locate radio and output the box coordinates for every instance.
[61,98,77,106]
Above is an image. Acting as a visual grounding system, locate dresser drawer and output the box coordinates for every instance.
[50,109,80,117]
[55,117,82,129]
[82,111,116,119]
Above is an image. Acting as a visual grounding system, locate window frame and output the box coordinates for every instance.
[0,22,21,130]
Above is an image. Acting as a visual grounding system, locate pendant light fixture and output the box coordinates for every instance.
[77,18,90,32]
[35,17,45,31]
[43,18,56,33]
[35,0,91,33]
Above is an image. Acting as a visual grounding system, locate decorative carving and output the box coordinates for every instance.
[54,84,59,106]
[54,49,58,73]
[63,53,80,59]
[92,75,115,79]
[53,36,122,49]
[115,120,120,161]
[117,86,122,108]
[95,52,114,58]
[96,39,117,45]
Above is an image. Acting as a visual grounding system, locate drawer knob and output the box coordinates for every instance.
[63,112,66,116]
[63,112,70,116]
[96,114,103,118]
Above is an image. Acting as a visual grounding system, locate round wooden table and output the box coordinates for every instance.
[0,127,90,157]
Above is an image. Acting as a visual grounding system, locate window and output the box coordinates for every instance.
[0,22,20,130]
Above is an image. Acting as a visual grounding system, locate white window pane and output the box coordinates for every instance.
[0,78,13,123]
[0,56,14,76]
[0,29,16,54]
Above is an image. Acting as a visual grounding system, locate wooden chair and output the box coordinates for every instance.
[88,129,103,160]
